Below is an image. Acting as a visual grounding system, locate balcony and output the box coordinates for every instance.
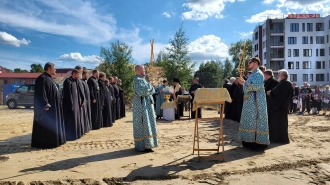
[270,29,284,34]
[270,61,284,71]
[270,42,284,47]
[270,54,284,58]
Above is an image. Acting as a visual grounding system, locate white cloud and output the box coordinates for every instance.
[162,12,171,18]
[188,35,228,61]
[58,52,102,64]
[0,0,117,45]
[182,0,238,20]
[262,0,276,4]
[0,31,31,47]
[238,31,253,38]
[276,0,330,15]
[245,9,284,23]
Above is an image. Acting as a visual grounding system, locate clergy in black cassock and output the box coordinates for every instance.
[108,77,116,123]
[264,69,279,122]
[230,80,244,122]
[189,77,203,119]
[31,62,66,149]
[172,78,183,119]
[82,70,92,130]
[87,70,103,130]
[99,73,113,127]
[75,66,90,134]
[118,79,126,118]
[62,69,84,141]
[222,79,232,119]
[112,77,120,120]
[267,69,292,144]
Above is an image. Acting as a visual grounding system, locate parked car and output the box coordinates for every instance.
[5,83,63,109]
[6,84,35,109]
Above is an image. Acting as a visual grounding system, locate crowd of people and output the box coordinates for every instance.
[31,62,126,149]
[223,57,330,150]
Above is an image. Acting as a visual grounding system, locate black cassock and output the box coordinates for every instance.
[62,77,83,141]
[119,86,126,118]
[230,83,244,122]
[189,83,203,119]
[173,86,183,119]
[108,84,116,123]
[264,76,279,121]
[77,78,90,134]
[112,83,121,120]
[222,83,232,119]
[82,79,92,130]
[99,80,113,127]
[32,72,66,148]
[87,76,103,130]
[269,78,292,144]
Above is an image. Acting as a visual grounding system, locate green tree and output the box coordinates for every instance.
[158,24,195,86]
[223,57,233,79]
[13,68,28,73]
[99,41,135,99]
[30,63,43,73]
[228,39,252,76]
[194,60,224,88]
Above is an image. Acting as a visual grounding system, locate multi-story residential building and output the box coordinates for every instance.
[252,14,330,86]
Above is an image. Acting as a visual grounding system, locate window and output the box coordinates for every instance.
[290,74,297,82]
[316,36,325,44]
[288,61,294,69]
[254,44,258,51]
[293,49,299,57]
[290,23,299,32]
[307,23,313,31]
[328,73,329,81]
[316,74,325,81]
[288,49,291,57]
[303,74,308,82]
[320,49,325,56]
[20,79,25,85]
[28,85,35,93]
[316,61,322,69]
[302,36,308,44]
[14,79,18,84]
[288,37,297,44]
[310,36,313,44]
[296,61,299,69]
[302,23,305,32]
[32,80,36,84]
[270,36,283,46]
[303,61,311,69]
[316,49,318,56]
[255,32,258,40]
[263,29,265,37]
[316,23,324,31]
[264,52,266,59]
[310,74,313,82]
[323,61,325,69]
[4,80,7,84]
[16,85,28,94]
[303,49,312,57]
[327,35,329,43]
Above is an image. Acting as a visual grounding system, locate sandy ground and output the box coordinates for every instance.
[0,105,330,185]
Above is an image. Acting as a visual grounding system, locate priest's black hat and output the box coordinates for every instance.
[173,78,180,83]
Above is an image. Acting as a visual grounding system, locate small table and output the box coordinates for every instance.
[161,101,176,121]
[192,88,232,161]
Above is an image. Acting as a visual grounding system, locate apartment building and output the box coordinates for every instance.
[253,14,330,86]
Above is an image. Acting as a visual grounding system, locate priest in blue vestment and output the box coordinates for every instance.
[132,65,158,152]
[237,57,269,150]
[155,80,169,119]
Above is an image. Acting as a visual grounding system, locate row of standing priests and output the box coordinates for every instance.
[31,63,126,149]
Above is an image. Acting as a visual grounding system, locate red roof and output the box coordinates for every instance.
[0,71,71,79]
[0,73,42,78]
